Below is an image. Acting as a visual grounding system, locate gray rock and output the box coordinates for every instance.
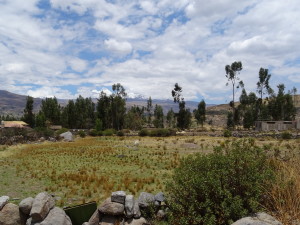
[133,201,141,219]
[154,201,160,207]
[138,192,155,208]
[88,209,100,225]
[154,192,165,202]
[111,191,126,204]
[232,212,283,225]
[124,217,149,225]
[0,196,9,210]
[30,192,55,222]
[59,132,74,142]
[0,202,27,225]
[99,215,122,225]
[40,207,72,225]
[19,197,34,215]
[82,223,90,225]
[98,198,124,216]
[125,195,134,218]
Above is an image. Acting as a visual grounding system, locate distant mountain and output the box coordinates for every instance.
[0,90,214,117]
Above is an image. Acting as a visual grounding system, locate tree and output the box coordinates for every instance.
[97,91,112,130]
[194,99,206,127]
[23,96,35,127]
[257,68,271,119]
[225,61,243,129]
[35,111,46,127]
[172,83,191,129]
[153,104,164,128]
[124,105,145,130]
[166,108,176,128]
[40,97,61,125]
[146,97,153,126]
[111,83,127,130]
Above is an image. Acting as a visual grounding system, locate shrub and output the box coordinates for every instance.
[78,130,86,138]
[281,131,292,140]
[166,139,274,225]
[55,128,69,136]
[139,129,149,137]
[149,128,170,137]
[103,129,116,136]
[117,130,124,136]
[89,129,97,137]
[34,127,54,138]
[223,129,232,137]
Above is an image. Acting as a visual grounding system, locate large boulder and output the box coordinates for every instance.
[99,215,122,225]
[133,201,141,219]
[40,207,72,225]
[88,209,101,225]
[125,195,134,218]
[19,197,34,215]
[232,212,283,225]
[111,191,126,204]
[138,192,155,208]
[98,198,124,216]
[0,202,27,225]
[124,217,149,225]
[59,132,74,142]
[0,196,9,210]
[30,192,55,222]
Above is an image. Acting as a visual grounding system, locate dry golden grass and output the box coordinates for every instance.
[0,135,299,211]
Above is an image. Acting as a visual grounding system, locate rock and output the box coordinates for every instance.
[156,210,166,221]
[88,209,100,225]
[40,207,72,225]
[138,192,155,208]
[0,203,27,225]
[98,198,124,216]
[0,196,9,210]
[125,195,134,218]
[232,212,283,225]
[133,201,141,219]
[19,197,34,215]
[59,132,74,142]
[99,215,122,225]
[111,191,126,204]
[82,223,90,225]
[30,192,55,222]
[154,192,165,202]
[124,217,149,225]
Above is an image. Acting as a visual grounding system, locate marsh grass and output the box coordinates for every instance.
[0,135,299,210]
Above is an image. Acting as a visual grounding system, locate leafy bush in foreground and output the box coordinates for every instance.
[166,139,274,225]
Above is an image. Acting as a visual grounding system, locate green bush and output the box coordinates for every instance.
[281,131,292,140]
[166,139,274,225]
[55,128,69,136]
[89,129,98,137]
[103,129,116,136]
[78,130,86,138]
[149,128,170,137]
[223,129,232,137]
[116,130,124,136]
[139,129,149,137]
[34,127,54,138]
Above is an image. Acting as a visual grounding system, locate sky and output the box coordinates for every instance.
[0,0,299,104]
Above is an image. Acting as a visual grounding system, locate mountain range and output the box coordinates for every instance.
[0,90,214,117]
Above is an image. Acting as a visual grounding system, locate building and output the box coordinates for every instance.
[0,121,29,128]
[255,120,299,131]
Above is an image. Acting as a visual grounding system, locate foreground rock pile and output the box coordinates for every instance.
[0,191,284,225]
[84,191,166,225]
[0,192,71,225]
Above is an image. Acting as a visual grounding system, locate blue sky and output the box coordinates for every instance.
[0,0,299,104]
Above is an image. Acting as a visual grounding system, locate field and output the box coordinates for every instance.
[0,135,300,212]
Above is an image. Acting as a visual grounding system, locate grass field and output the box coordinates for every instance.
[0,135,299,210]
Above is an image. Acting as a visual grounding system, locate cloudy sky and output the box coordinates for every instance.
[0,0,299,103]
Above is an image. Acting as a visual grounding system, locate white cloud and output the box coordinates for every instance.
[104,39,133,56]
